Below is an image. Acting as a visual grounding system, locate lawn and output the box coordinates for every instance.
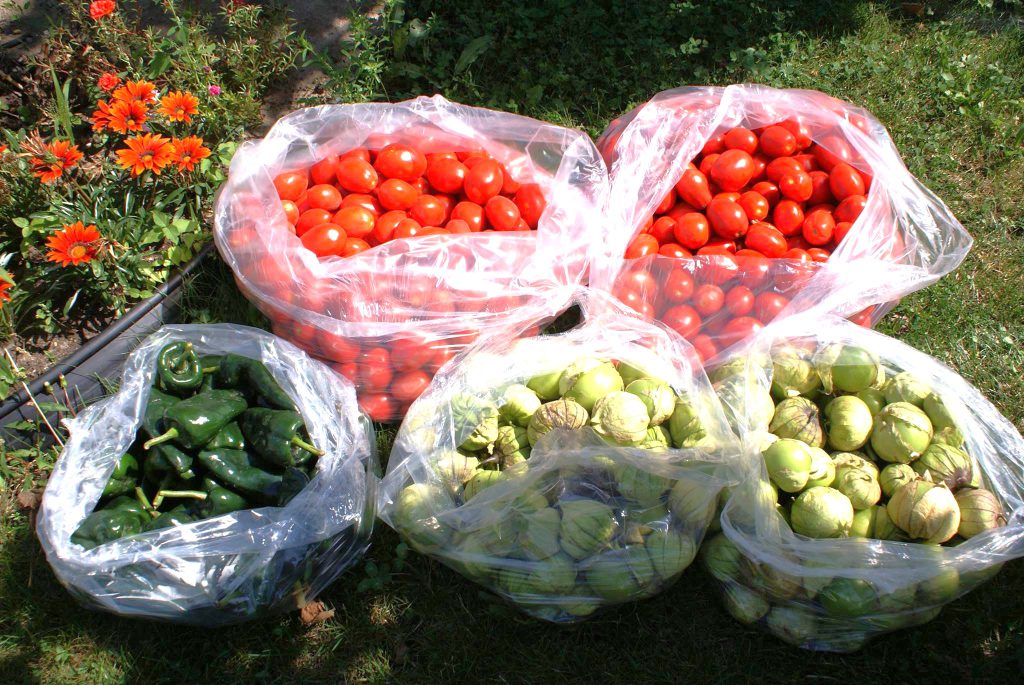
[2,1,1024,682]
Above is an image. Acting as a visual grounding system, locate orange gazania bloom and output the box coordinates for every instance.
[112,80,157,106]
[158,91,200,123]
[115,133,175,176]
[93,99,148,133]
[0,277,12,307]
[98,72,121,92]
[29,140,84,184]
[89,1,116,21]
[170,136,211,172]
[46,222,102,267]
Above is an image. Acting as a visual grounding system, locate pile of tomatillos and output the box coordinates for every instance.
[72,341,324,550]
[743,343,1006,544]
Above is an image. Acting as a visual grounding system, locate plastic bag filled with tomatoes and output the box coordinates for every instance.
[36,324,377,625]
[701,312,1024,652]
[377,286,740,623]
[214,96,607,422]
[592,84,972,364]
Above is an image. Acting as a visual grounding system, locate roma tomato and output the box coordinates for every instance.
[693,284,725,316]
[450,201,485,232]
[342,193,382,217]
[391,370,431,402]
[759,125,797,158]
[807,247,831,262]
[310,155,340,185]
[390,334,436,371]
[833,221,853,244]
[358,347,393,392]
[306,184,343,211]
[655,189,676,215]
[813,136,855,172]
[336,157,379,193]
[719,316,764,347]
[318,331,360,363]
[464,159,504,204]
[691,334,719,364]
[377,179,419,210]
[273,171,307,202]
[673,212,711,250]
[754,291,790,322]
[372,210,407,244]
[778,171,813,202]
[484,195,521,231]
[659,243,692,259]
[701,134,726,155]
[281,200,299,225]
[374,143,427,181]
[674,167,713,209]
[514,183,546,228]
[426,157,467,194]
[724,285,755,316]
[802,209,836,246]
[706,198,749,239]
[295,208,333,237]
[772,200,805,237]
[765,157,804,183]
[650,216,678,243]
[300,224,348,257]
[829,162,866,200]
[410,195,449,227]
[745,222,788,258]
[625,234,659,259]
[662,304,702,340]
[710,149,756,192]
[340,238,369,256]
[738,191,769,221]
[751,181,780,206]
[779,119,812,149]
[835,194,867,224]
[359,393,397,422]
[663,268,695,303]
[723,127,758,155]
[332,206,376,239]
[393,218,424,239]
[446,219,472,233]
[807,171,834,205]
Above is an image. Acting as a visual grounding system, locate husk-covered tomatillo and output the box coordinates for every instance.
[494,425,531,468]
[560,360,624,412]
[856,387,887,415]
[870,402,933,464]
[913,442,973,491]
[614,463,672,507]
[832,452,879,481]
[766,606,818,646]
[394,482,454,550]
[451,394,500,452]
[722,582,770,625]
[558,498,616,559]
[584,545,656,601]
[850,507,874,537]
[527,368,562,401]
[825,395,874,451]
[590,391,651,446]
[527,398,589,445]
[770,345,822,400]
[819,577,878,617]
[463,469,506,502]
[833,467,882,510]
[791,486,855,538]
[880,463,916,498]
[870,504,907,541]
[667,478,716,530]
[955,488,1006,539]
[640,425,671,450]
[806,447,836,488]
[923,392,958,432]
[884,372,931,408]
[763,438,814,493]
[769,397,825,448]
[700,532,743,582]
[667,396,707,448]
[625,379,677,426]
[498,384,542,427]
[887,480,960,543]
[819,344,881,393]
[645,528,697,580]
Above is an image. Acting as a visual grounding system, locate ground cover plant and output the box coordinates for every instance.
[1,0,1023,682]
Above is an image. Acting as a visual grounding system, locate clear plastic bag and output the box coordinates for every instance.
[214,95,608,422]
[592,84,972,361]
[36,324,377,625]
[377,287,739,622]
[702,312,1024,651]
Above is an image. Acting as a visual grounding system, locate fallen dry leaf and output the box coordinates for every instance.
[299,600,335,625]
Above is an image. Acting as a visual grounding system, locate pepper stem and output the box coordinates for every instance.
[152,490,208,508]
[135,487,158,517]
[202,366,220,374]
[143,428,179,450]
[291,435,325,457]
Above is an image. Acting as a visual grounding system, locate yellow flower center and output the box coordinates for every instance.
[69,244,88,259]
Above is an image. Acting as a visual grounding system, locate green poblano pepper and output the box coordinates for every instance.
[156,341,205,395]
[102,452,140,499]
[143,389,248,451]
[237,408,323,468]
[213,353,296,411]
[197,449,283,500]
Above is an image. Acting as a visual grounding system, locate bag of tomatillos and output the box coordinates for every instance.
[378,287,740,622]
[36,324,377,625]
[592,84,972,363]
[214,95,608,422]
[700,312,1024,652]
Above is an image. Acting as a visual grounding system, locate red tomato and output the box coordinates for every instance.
[779,119,812,149]
[513,183,546,228]
[358,347,393,392]
[713,191,743,204]
[674,167,713,209]
[342,193,382,217]
[738,191,769,221]
[693,284,725,316]
[662,304,702,340]
[829,162,866,200]
[673,212,711,250]
[710,149,756,192]
[759,125,797,158]
[319,331,360,362]
[658,243,692,258]
[808,247,831,262]
[724,127,759,155]
[484,195,521,231]
[281,200,299,225]
[834,221,853,244]
[389,335,436,371]
[341,148,371,163]
[691,334,719,365]
[766,157,804,183]
[464,159,504,204]
[735,251,771,289]
[306,184,343,211]
[393,218,424,239]
[295,208,333,237]
[343,238,372,256]
[794,153,819,173]
[754,292,790,322]
[778,171,813,202]
[750,154,769,182]
[751,181,780,206]
[784,248,812,261]
[374,144,427,181]
[377,179,419,210]
[359,393,397,423]
[724,285,755,316]
[697,252,739,286]
[332,362,358,384]
[745,222,788,258]
[834,194,867,224]
[655,189,676,215]
[300,224,348,257]
[335,156,379,193]
[310,155,340,185]
[446,219,472,233]
[426,157,468,194]
[451,202,485,232]
[618,287,655,320]
[625,234,659,259]
[650,216,678,244]
[772,200,805,237]
[663,268,696,303]
[802,209,836,246]
[500,166,521,195]
[332,206,376,239]
[719,316,764,347]
[410,195,448,227]
[701,134,726,156]
[391,370,431,402]
[813,136,855,172]
[372,210,407,244]
[273,171,308,202]
[706,198,749,239]
[698,154,719,178]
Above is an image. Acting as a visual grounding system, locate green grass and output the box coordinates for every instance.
[3,1,1024,682]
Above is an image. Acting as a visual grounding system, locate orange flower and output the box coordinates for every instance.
[46,222,102,267]
[0,276,12,307]
[170,136,211,172]
[93,99,147,133]
[90,1,116,21]
[98,72,121,92]
[115,133,175,176]
[158,91,200,123]
[29,140,83,184]
[0,144,7,155]
[112,80,157,106]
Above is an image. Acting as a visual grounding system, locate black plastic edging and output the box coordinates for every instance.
[0,243,213,423]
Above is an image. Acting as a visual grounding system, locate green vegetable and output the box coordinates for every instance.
[144,443,195,482]
[143,505,196,532]
[198,478,250,517]
[140,387,179,441]
[206,421,246,451]
[143,389,248,451]
[157,341,205,395]
[214,353,295,410]
[277,467,311,507]
[238,408,323,468]
[196,449,283,500]
[71,497,150,550]
[102,453,139,498]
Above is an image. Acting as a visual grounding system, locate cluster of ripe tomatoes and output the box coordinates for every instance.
[615,120,875,361]
[271,144,548,258]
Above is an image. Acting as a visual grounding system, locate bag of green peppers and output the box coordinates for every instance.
[36,324,377,625]
[704,312,1024,652]
[379,287,741,622]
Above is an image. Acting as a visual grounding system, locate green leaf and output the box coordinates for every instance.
[152,211,170,228]
[150,52,173,77]
[62,289,81,317]
[12,217,29,229]
[454,35,493,74]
